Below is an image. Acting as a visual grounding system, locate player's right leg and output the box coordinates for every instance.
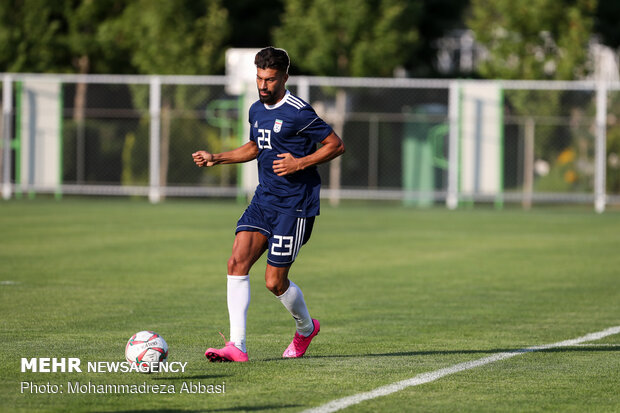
[206,231,267,362]
[228,230,268,275]
[206,205,269,363]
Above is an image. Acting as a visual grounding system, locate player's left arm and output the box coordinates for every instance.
[272,131,345,177]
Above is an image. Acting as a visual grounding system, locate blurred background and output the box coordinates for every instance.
[1,0,619,211]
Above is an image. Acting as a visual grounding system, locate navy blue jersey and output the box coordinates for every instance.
[248,90,332,217]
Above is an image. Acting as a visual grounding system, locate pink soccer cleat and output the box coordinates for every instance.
[282,319,320,358]
[205,333,249,362]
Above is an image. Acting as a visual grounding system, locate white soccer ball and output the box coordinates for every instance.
[125,331,168,373]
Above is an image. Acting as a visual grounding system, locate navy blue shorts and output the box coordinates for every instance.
[236,202,315,268]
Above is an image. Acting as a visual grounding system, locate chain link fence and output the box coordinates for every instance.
[1,74,618,211]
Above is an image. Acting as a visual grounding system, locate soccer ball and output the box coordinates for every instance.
[125,331,168,373]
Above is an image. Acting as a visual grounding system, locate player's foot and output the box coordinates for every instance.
[205,334,249,362]
[282,319,320,358]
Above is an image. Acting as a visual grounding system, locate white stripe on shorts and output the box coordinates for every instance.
[293,218,305,260]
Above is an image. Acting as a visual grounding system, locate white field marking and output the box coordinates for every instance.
[302,326,620,413]
[0,280,19,285]
[569,343,620,347]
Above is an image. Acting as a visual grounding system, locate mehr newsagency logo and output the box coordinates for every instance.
[21,357,187,373]
[19,358,226,395]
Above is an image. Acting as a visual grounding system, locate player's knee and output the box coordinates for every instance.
[264,279,279,295]
[227,255,249,275]
[264,277,287,296]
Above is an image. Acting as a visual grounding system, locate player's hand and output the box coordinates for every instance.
[192,151,215,167]
[273,153,301,176]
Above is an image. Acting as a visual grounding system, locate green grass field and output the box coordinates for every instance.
[1,198,619,412]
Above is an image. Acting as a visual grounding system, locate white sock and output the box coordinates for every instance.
[277,280,314,337]
[227,275,250,353]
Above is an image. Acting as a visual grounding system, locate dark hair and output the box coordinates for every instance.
[254,47,290,73]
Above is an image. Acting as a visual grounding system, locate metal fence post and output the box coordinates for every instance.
[368,114,379,189]
[149,76,161,204]
[594,82,607,213]
[2,75,12,200]
[297,76,310,103]
[446,81,460,210]
[522,116,535,210]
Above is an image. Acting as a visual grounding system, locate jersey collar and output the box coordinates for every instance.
[263,90,290,110]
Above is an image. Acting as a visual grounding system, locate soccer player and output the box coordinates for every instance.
[192,47,345,362]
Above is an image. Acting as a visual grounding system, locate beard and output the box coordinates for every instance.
[258,89,278,105]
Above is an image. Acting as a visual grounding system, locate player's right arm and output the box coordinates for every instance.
[192,141,259,167]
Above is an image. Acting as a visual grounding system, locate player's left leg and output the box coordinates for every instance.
[264,215,320,358]
[265,264,314,328]
[265,264,320,358]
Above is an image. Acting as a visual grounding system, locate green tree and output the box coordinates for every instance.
[58,0,130,183]
[61,0,131,75]
[0,0,233,188]
[101,0,231,188]
[468,0,598,194]
[468,0,596,80]
[274,0,420,77]
[102,0,229,75]
[0,1,66,72]
[273,0,422,203]
[0,0,130,74]
[0,0,229,75]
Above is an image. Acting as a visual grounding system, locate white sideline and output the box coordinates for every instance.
[302,326,620,413]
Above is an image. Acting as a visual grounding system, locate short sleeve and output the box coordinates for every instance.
[248,113,256,143]
[296,106,332,144]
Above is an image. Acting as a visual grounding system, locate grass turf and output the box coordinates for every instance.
[0,198,619,412]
